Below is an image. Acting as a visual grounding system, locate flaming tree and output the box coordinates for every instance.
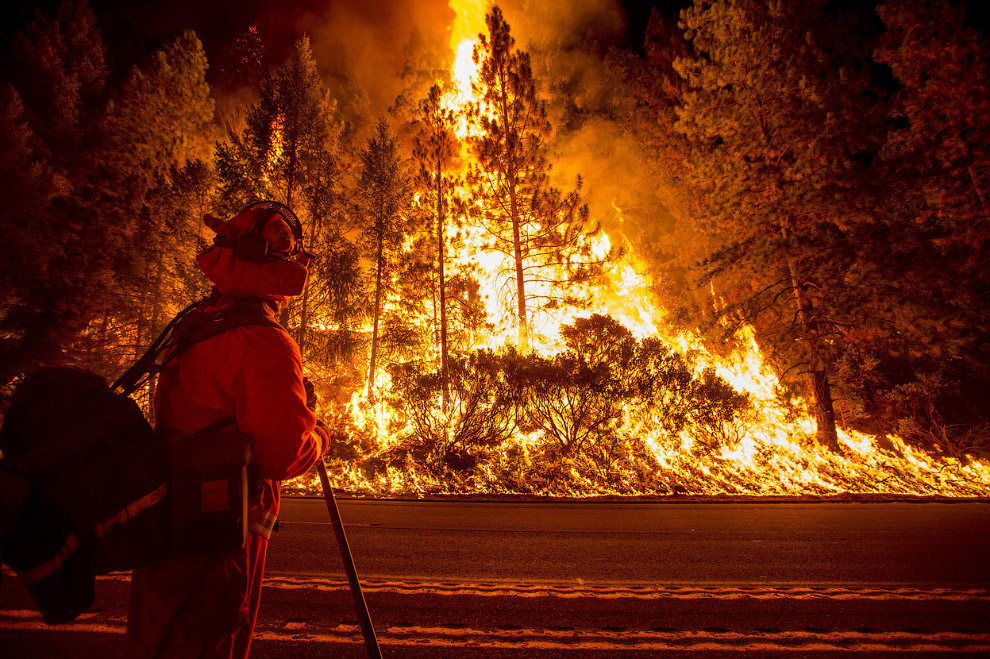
[467,6,609,353]
[214,36,343,357]
[413,84,462,406]
[357,119,412,403]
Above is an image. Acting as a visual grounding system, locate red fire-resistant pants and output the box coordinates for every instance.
[126,532,268,659]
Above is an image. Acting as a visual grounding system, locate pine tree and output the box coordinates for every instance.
[0,0,112,390]
[89,30,215,407]
[874,0,990,316]
[467,5,608,353]
[214,36,345,356]
[357,119,411,403]
[221,25,266,91]
[675,0,885,450]
[853,0,990,451]
[876,0,990,235]
[412,84,461,406]
[8,0,106,168]
[0,86,64,391]
[99,33,214,291]
[216,37,338,212]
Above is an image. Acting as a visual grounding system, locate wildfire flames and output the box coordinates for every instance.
[287,0,990,498]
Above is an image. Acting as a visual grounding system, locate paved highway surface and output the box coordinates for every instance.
[2,500,988,657]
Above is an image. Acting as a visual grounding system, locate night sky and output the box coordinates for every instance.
[2,0,690,82]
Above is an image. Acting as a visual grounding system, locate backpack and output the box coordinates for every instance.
[0,294,283,624]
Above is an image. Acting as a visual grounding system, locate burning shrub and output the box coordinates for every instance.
[628,337,697,448]
[515,315,636,456]
[629,338,752,455]
[559,314,637,369]
[508,315,754,484]
[684,367,753,454]
[386,349,524,478]
[514,352,627,456]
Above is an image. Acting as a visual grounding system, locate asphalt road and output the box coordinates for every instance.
[2,500,989,657]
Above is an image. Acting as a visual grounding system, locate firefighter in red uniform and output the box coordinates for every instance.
[127,202,328,658]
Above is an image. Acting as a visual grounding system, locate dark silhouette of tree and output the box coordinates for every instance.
[847,0,990,454]
[674,0,884,450]
[0,0,113,392]
[0,86,64,393]
[220,25,266,91]
[357,119,411,402]
[876,0,990,233]
[8,0,106,168]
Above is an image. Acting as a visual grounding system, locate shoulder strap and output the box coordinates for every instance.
[112,296,285,397]
[158,299,285,373]
[170,302,284,353]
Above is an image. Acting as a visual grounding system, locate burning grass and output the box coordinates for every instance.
[287,314,990,499]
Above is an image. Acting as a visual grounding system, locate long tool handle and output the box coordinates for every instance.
[317,460,383,658]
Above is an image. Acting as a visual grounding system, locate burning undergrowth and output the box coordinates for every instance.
[286,311,990,498]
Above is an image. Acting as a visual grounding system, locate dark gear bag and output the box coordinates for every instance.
[0,294,283,623]
[0,367,170,623]
[168,418,251,557]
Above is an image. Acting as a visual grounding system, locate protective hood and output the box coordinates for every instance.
[197,206,309,297]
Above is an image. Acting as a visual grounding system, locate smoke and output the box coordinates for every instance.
[282,0,663,248]
[498,0,628,49]
[260,0,454,132]
[206,0,665,244]
[495,0,669,249]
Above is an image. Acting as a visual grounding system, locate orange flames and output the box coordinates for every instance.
[287,0,990,498]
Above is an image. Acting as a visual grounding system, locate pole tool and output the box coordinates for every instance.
[317,460,383,658]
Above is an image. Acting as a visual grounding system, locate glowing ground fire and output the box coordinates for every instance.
[288,1,990,498]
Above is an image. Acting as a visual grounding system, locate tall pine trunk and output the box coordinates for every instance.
[509,182,528,353]
[367,232,385,403]
[437,170,450,408]
[282,153,298,336]
[145,260,166,420]
[298,277,310,359]
[783,225,839,451]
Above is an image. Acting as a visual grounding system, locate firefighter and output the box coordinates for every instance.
[126,202,328,658]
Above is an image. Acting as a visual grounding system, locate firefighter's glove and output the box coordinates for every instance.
[316,419,331,455]
[303,376,317,411]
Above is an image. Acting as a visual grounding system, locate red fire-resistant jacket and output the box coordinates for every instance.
[154,296,326,536]
[127,294,327,659]
[129,205,325,658]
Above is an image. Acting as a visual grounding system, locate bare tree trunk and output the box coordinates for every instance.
[144,260,166,420]
[966,164,990,220]
[367,233,385,403]
[782,226,839,451]
[437,169,450,408]
[281,156,297,331]
[947,118,990,219]
[298,277,310,359]
[509,182,528,353]
[279,299,291,331]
